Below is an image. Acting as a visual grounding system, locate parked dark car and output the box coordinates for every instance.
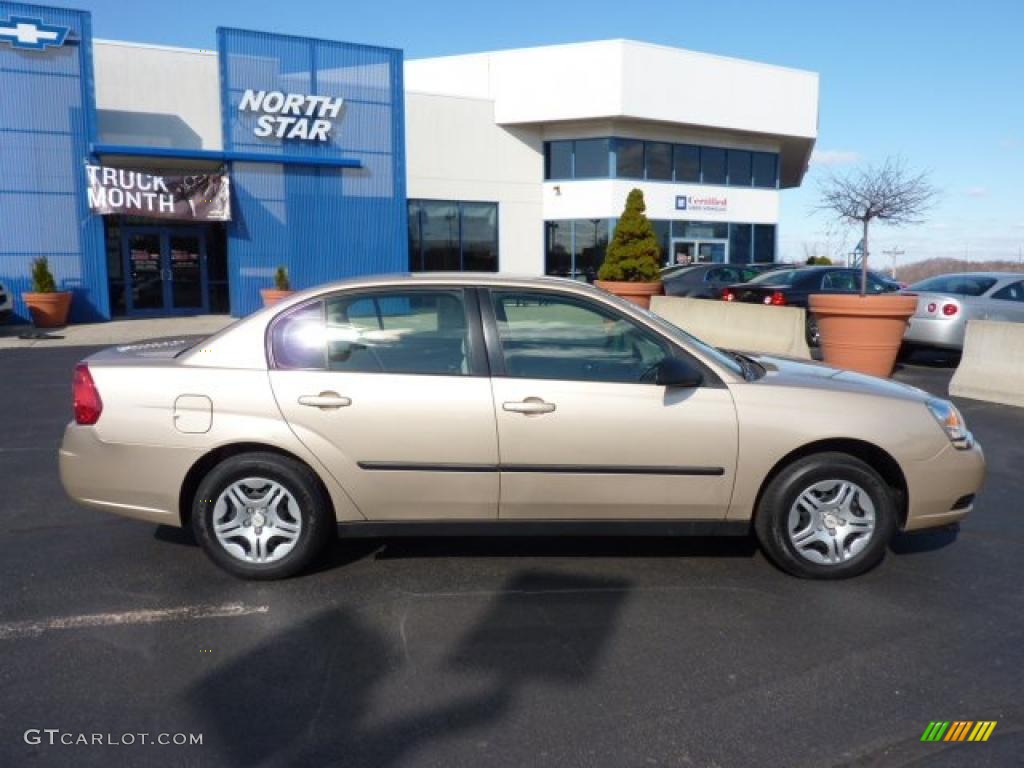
[721,267,899,346]
[663,263,786,299]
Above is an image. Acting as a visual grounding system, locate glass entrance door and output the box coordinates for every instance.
[122,227,209,315]
[671,238,729,265]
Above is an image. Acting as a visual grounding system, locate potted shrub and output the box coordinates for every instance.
[810,158,935,377]
[22,257,72,328]
[260,266,294,307]
[594,188,663,308]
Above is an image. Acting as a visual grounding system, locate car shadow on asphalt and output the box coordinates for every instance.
[889,526,960,555]
[186,569,629,767]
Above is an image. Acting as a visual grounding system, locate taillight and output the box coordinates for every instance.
[73,363,103,425]
[721,288,735,302]
[942,303,959,317]
[767,291,787,306]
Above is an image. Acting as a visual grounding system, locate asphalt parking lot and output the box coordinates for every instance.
[1,344,1022,768]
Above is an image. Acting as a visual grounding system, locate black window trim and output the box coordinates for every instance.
[266,286,489,377]
[477,286,724,388]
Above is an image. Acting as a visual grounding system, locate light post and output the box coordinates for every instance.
[882,247,904,280]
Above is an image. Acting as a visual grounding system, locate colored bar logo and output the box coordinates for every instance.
[921,721,997,742]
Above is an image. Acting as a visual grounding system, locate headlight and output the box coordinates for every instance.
[926,398,973,449]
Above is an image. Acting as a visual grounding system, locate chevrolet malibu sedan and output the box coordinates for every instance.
[60,275,985,580]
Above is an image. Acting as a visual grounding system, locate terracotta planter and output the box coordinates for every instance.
[808,293,918,378]
[22,291,72,328]
[594,280,663,309]
[260,288,295,307]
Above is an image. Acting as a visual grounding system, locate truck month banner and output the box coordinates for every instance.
[85,165,231,221]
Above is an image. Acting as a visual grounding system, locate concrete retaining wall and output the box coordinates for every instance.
[949,320,1024,408]
[649,296,811,359]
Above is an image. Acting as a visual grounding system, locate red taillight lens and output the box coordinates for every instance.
[721,289,735,301]
[769,291,788,306]
[73,363,102,425]
[942,303,959,316]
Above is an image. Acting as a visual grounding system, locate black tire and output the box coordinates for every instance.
[805,314,820,348]
[896,343,917,363]
[754,452,898,579]
[192,452,334,580]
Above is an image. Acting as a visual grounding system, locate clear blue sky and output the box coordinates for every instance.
[78,0,1024,269]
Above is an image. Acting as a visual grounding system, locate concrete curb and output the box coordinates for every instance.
[650,296,812,359]
[949,319,1024,408]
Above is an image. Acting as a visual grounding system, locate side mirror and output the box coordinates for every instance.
[656,356,703,388]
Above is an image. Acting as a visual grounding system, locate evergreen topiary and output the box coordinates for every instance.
[30,257,57,293]
[274,266,291,291]
[597,189,661,282]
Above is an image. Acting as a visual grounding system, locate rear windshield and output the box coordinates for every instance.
[748,269,798,285]
[908,275,998,296]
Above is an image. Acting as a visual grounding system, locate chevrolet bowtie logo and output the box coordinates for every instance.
[0,16,71,50]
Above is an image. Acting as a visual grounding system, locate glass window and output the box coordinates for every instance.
[650,220,670,266]
[419,201,460,271]
[271,301,327,370]
[749,269,799,285]
[459,202,498,272]
[701,147,727,184]
[727,150,752,186]
[574,218,610,282]
[490,291,669,384]
[408,200,423,270]
[822,270,859,292]
[673,221,728,240]
[614,139,644,178]
[545,141,572,179]
[752,152,778,188]
[323,290,469,375]
[728,223,752,264]
[573,138,611,178]
[753,224,775,263]
[673,145,700,182]
[545,220,572,277]
[645,142,672,180]
[908,275,999,296]
[992,281,1024,302]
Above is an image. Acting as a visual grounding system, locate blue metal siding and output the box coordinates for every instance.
[0,3,107,322]
[218,29,407,316]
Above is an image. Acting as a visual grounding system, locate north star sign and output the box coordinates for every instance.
[0,16,70,50]
[238,89,344,142]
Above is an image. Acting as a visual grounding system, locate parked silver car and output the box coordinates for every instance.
[902,272,1024,351]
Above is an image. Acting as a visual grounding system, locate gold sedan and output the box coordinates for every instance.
[60,275,985,579]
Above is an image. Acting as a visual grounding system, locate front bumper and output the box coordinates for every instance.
[59,423,203,526]
[903,439,985,531]
[904,316,965,350]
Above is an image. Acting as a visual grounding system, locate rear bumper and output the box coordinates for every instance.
[59,423,203,526]
[904,316,965,350]
[903,440,985,531]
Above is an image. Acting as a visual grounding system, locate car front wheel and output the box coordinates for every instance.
[192,452,334,579]
[754,452,898,579]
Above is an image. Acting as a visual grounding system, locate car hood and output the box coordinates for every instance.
[745,353,933,404]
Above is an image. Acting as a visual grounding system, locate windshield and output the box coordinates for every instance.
[909,275,999,296]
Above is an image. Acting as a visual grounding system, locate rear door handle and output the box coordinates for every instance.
[503,398,556,415]
[298,392,352,409]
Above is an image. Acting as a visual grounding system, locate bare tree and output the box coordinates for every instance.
[817,157,939,293]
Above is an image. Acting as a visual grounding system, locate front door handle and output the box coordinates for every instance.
[503,398,556,415]
[298,392,352,409]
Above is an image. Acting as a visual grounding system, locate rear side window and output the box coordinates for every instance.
[909,275,998,296]
[271,290,471,375]
[821,271,859,291]
[749,269,798,286]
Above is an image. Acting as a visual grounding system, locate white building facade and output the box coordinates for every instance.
[406,40,819,279]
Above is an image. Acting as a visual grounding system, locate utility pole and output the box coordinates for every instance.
[882,247,905,280]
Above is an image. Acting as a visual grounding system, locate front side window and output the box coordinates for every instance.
[271,291,471,376]
[909,275,999,296]
[490,291,670,384]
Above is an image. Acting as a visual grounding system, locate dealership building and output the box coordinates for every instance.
[0,2,819,322]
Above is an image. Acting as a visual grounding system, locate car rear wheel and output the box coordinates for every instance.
[192,452,334,580]
[805,314,820,347]
[754,452,897,579]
